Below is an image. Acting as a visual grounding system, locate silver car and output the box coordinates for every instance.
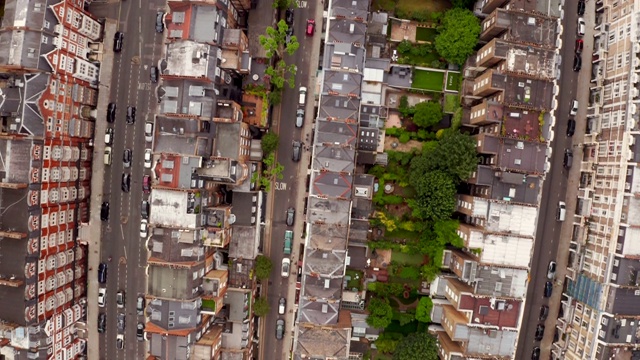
[296,108,304,128]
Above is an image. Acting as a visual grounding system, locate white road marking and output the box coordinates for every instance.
[275,182,288,190]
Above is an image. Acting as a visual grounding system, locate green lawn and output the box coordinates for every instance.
[345,269,364,291]
[385,228,420,240]
[399,51,440,67]
[443,93,459,113]
[412,69,445,91]
[202,299,216,312]
[397,0,451,13]
[446,72,461,91]
[399,266,421,280]
[391,252,425,265]
[372,0,397,11]
[415,27,438,42]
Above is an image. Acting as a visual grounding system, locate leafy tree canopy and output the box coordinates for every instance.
[375,332,403,354]
[413,101,443,128]
[411,130,478,183]
[253,297,270,317]
[366,297,394,329]
[433,219,464,248]
[255,255,273,281]
[261,132,279,155]
[415,297,434,323]
[392,332,440,360]
[408,170,457,221]
[259,20,299,58]
[435,9,481,65]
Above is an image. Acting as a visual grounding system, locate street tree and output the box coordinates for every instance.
[265,60,297,90]
[261,132,280,155]
[392,332,439,360]
[366,297,394,329]
[254,255,273,281]
[412,101,443,128]
[253,297,270,317]
[408,170,457,221]
[259,20,300,59]
[435,8,481,65]
[410,130,478,183]
[415,297,434,323]
[273,0,297,9]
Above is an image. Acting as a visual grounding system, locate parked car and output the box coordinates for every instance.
[144,149,153,168]
[107,103,117,123]
[544,281,553,297]
[298,86,307,105]
[567,119,576,137]
[121,173,131,193]
[141,200,150,220]
[145,122,154,142]
[547,261,557,279]
[281,258,291,278]
[531,346,540,360]
[113,31,124,52]
[142,175,151,194]
[137,322,146,341]
[98,313,106,333]
[116,334,124,350]
[278,298,286,315]
[123,148,132,168]
[101,202,110,221]
[286,207,295,226]
[539,305,549,321]
[104,147,112,165]
[98,262,107,283]
[136,295,146,315]
[150,66,159,83]
[292,140,302,162]
[285,8,294,25]
[286,27,294,44]
[126,106,136,124]
[296,108,305,128]
[104,128,114,145]
[535,324,545,341]
[306,19,315,36]
[140,219,148,238]
[577,17,585,36]
[563,149,573,169]
[155,11,165,33]
[577,0,585,15]
[573,54,582,71]
[116,290,125,309]
[117,313,126,332]
[570,99,579,115]
[98,288,106,308]
[575,39,584,54]
[276,319,285,340]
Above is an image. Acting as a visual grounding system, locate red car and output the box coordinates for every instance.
[575,39,583,54]
[306,19,315,36]
[142,175,151,194]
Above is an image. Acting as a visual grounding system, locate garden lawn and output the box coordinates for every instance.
[443,93,459,113]
[391,252,425,265]
[446,72,461,91]
[412,69,445,91]
[385,228,420,240]
[415,27,438,42]
[372,0,397,11]
[345,269,364,291]
[397,0,451,13]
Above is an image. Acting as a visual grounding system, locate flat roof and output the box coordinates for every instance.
[165,40,215,79]
[491,10,558,47]
[150,189,202,229]
[148,263,203,300]
[153,155,203,189]
[148,227,207,262]
[153,116,215,156]
[468,233,533,268]
[482,201,538,237]
[306,197,351,225]
[147,298,200,330]
[213,122,244,158]
[295,325,350,358]
[159,79,217,118]
[324,43,365,72]
[475,166,541,205]
[228,225,259,259]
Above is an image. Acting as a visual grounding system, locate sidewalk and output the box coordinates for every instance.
[542,2,596,358]
[83,18,117,360]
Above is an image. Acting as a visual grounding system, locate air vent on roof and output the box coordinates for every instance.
[349,24,355,33]
[322,304,328,313]
[324,279,330,288]
[516,141,524,149]
[514,159,521,165]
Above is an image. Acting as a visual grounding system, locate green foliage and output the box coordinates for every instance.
[451,0,476,9]
[399,266,421,280]
[392,332,439,360]
[408,170,457,221]
[394,309,416,326]
[376,212,398,232]
[410,130,478,183]
[415,297,434,323]
[254,255,273,281]
[412,101,443,128]
[398,132,411,143]
[259,20,289,58]
[368,282,405,298]
[268,90,282,105]
[385,127,438,142]
[258,153,285,191]
[261,132,280,155]
[435,9,481,65]
[253,297,270,317]
[433,219,464,248]
[398,95,416,118]
[273,0,297,9]
[375,332,404,354]
[366,297,394,329]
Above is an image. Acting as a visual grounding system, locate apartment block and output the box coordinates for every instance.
[554,0,640,358]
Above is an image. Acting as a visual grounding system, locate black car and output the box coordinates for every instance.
[150,66,159,83]
[286,207,295,226]
[98,263,107,284]
[107,103,116,123]
[98,313,106,333]
[100,202,109,221]
[535,324,545,341]
[539,305,549,321]
[567,119,576,137]
[276,319,285,340]
[113,31,124,52]
[117,313,126,332]
[285,9,294,25]
[292,140,302,162]
[126,106,136,124]
[156,11,165,33]
[137,322,145,341]
[531,346,540,360]
[577,0,585,15]
[121,173,131,193]
[544,281,553,297]
[573,54,582,71]
[141,200,150,220]
[123,149,132,168]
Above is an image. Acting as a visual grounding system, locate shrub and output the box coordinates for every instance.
[399,133,411,143]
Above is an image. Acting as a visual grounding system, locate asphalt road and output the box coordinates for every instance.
[260,2,321,358]
[515,1,583,358]
[89,0,166,358]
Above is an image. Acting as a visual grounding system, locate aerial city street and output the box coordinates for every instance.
[0,0,638,359]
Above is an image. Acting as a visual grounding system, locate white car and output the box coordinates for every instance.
[140,219,148,238]
[577,17,585,36]
[144,149,152,169]
[98,288,106,308]
[281,258,291,278]
[278,297,286,315]
[298,86,307,106]
[144,122,153,143]
[569,99,579,116]
[116,334,124,350]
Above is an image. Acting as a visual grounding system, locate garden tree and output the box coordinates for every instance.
[273,0,297,9]
[253,297,270,317]
[411,130,478,183]
[259,20,300,59]
[254,255,273,281]
[261,132,280,155]
[366,297,394,329]
[451,0,476,9]
[415,297,434,323]
[433,219,464,248]
[392,332,439,360]
[375,212,398,232]
[265,60,297,90]
[435,8,481,65]
[395,309,416,326]
[408,170,457,221]
[398,95,416,118]
[375,332,403,354]
[413,101,443,128]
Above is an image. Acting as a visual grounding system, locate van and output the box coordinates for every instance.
[563,149,573,168]
[299,86,307,105]
[104,147,112,165]
[557,201,566,221]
